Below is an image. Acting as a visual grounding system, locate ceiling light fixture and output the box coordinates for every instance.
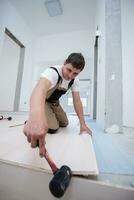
[44,0,63,17]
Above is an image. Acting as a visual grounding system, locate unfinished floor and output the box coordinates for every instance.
[0,113,134,199]
[85,117,134,188]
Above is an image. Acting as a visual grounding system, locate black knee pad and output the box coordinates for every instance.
[48,128,58,134]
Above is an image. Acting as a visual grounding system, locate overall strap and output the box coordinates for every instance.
[68,79,74,89]
[50,67,62,84]
[50,67,74,89]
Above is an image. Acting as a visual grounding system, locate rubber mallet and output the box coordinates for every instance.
[0,115,12,121]
[37,141,72,198]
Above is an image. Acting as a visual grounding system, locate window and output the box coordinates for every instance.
[60,79,91,115]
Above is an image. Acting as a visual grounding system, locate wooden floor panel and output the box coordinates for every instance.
[0,114,98,175]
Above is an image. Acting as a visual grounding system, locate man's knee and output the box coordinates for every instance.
[59,119,69,127]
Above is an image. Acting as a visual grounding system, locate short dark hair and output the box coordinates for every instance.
[65,53,85,71]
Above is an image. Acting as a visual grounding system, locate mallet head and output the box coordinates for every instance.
[7,117,12,121]
[49,165,72,198]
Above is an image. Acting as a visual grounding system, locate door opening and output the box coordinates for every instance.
[0,28,25,111]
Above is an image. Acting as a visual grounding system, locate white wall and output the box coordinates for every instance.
[0,0,96,115]
[32,30,95,115]
[33,30,94,83]
[94,0,134,129]
[121,0,134,128]
[0,0,35,111]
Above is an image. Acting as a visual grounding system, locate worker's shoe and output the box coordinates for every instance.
[48,128,58,134]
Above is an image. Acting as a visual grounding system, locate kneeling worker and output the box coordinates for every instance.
[23,53,92,157]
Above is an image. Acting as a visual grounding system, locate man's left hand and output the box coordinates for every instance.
[80,124,92,136]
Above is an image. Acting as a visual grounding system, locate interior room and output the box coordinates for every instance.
[0,0,134,199]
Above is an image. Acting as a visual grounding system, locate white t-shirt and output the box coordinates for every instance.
[40,65,80,92]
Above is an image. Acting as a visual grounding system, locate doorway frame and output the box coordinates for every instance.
[5,28,25,111]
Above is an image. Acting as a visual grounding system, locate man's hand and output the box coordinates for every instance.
[80,123,92,136]
[23,118,48,157]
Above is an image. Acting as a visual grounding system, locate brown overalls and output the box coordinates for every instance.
[45,67,74,133]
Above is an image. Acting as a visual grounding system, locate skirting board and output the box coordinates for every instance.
[0,114,98,175]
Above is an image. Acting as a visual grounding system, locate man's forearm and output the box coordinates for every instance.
[73,98,92,135]
[73,99,86,125]
[30,86,44,113]
[23,78,51,156]
[29,80,48,121]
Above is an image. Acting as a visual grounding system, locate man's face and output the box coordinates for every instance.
[62,63,81,81]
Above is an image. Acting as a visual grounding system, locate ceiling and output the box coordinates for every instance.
[8,0,97,36]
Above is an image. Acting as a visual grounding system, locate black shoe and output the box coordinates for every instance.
[48,128,58,134]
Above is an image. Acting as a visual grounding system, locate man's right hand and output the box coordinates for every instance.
[23,118,48,157]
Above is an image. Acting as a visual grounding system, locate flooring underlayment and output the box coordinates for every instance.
[0,113,98,176]
[85,118,134,188]
[85,119,134,175]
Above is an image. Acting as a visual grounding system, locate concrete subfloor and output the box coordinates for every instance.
[89,120,134,189]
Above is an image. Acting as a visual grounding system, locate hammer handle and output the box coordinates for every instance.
[37,140,58,173]
[44,147,58,174]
